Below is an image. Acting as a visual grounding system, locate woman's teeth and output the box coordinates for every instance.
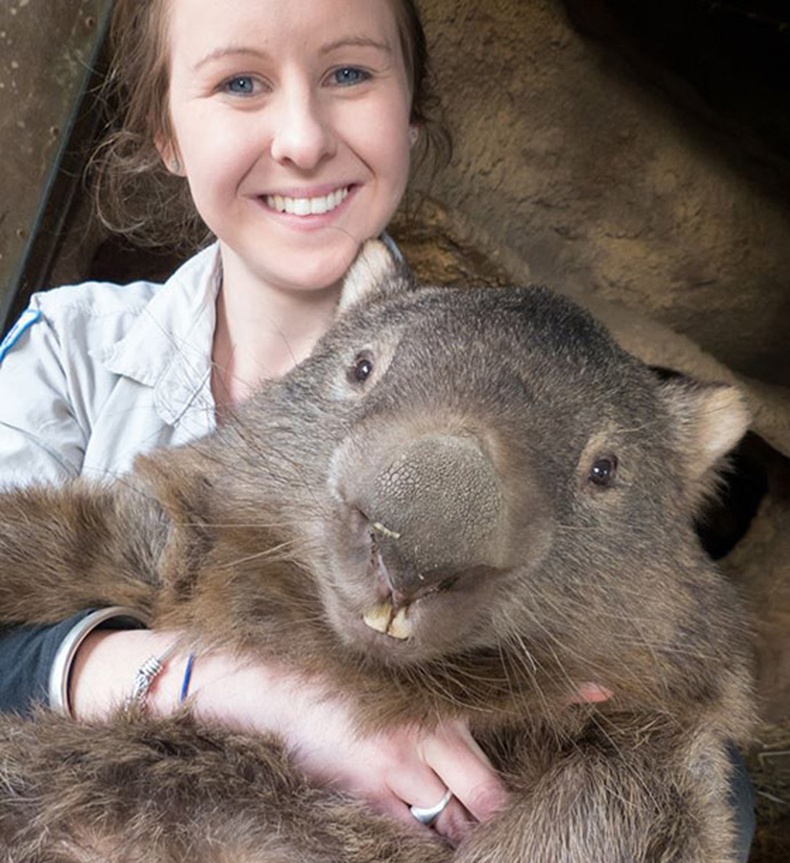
[266,187,349,216]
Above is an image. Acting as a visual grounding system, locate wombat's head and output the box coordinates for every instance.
[221,241,751,710]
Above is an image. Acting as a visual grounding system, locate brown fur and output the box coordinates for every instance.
[0,241,754,861]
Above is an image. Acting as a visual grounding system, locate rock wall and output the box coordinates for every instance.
[415,0,790,387]
[0,0,109,327]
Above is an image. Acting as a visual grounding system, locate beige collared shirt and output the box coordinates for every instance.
[0,244,222,488]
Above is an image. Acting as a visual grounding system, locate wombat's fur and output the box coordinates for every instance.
[0,241,754,862]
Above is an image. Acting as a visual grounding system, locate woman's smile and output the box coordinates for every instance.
[263,185,352,217]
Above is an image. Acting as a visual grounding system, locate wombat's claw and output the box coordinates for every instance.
[362,599,413,640]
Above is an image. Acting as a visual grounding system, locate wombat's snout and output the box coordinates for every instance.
[367,434,504,573]
[332,432,510,639]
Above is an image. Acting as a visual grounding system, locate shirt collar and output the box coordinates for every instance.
[96,243,221,429]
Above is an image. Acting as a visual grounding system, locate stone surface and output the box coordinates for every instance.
[416,0,790,387]
[0,0,109,327]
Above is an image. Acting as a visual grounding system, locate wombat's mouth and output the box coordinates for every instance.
[361,582,457,641]
[361,534,460,640]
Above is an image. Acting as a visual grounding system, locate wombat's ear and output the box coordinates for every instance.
[338,237,415,314]
[660,377,750,481]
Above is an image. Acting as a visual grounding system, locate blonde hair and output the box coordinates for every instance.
[92,0,448,250]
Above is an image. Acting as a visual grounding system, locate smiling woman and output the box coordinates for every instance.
[92,0,446,252]
[148,0,419,405]
[160,0,414,306]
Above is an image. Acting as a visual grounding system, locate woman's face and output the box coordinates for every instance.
[161,0,414,296]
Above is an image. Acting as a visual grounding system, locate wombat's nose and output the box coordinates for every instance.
[362,434,505,594]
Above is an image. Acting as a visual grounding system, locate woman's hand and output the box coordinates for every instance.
[70,629,508,844]
[181,646,510,846]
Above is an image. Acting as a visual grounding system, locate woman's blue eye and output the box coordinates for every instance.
[332,67,369,86]
[225,76,256,95]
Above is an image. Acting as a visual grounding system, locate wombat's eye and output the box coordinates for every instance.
[589,455,618,487]
[348,351,375,385]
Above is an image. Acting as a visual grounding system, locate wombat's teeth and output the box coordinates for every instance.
[363,602,392,634]
[388,606,413,640]
[362,601,413,640]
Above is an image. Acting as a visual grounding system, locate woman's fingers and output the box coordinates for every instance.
[417,719,509,823]
[424,795,475,846]
[371,718,508,845]
[385,769,476,846]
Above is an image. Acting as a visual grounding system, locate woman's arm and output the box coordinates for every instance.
[0,302,90,714]
[71,627,511,844]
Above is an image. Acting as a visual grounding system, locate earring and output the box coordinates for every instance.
[170,157,181,174]
[409,127,419,146]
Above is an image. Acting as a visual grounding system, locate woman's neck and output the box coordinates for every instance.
[211,254,342,410]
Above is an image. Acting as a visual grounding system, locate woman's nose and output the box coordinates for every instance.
[269,87,336,169]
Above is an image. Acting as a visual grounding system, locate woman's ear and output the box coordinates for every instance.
[155,133,184,176]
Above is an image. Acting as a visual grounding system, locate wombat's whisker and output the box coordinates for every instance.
[496,633,556,711]
[493,639,533,705]
[409,668,462,708]
[431,669,507,712]
[554,523,607,535]
[227,427,328,505]
[173,519,297,531]
[506,600,644,699]
[617,420,664,436]
[218,543,300,570]
[500,633,539,681]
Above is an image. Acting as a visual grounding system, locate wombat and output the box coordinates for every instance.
[0,240,754,862]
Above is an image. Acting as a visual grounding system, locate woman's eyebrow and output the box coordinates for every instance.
[320,36,393,55]
[193,46,270,71]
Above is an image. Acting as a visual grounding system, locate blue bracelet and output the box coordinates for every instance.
[179,653,196,704]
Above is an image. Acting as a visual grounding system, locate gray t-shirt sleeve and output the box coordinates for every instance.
[0,615,93,716]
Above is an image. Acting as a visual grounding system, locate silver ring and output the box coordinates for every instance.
[409,789,453,826]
